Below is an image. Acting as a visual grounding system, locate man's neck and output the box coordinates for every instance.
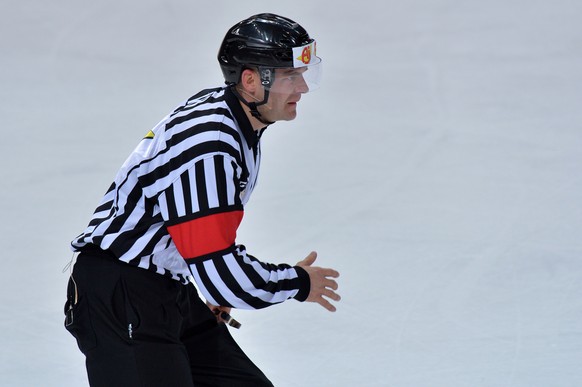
[239,100,269,132]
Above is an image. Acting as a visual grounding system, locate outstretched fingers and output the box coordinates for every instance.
[306,267,341,312]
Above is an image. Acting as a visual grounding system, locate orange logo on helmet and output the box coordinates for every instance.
[297,45,311,64]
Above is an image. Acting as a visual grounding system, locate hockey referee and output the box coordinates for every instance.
[64,13,341,386]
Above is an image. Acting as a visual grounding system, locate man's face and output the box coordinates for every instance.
[259,67,309,122]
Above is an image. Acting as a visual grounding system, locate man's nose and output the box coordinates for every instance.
[295,75,309,93]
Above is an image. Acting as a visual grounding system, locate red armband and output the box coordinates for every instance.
[167,210,243,259]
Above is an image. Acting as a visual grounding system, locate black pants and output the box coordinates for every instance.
[64,250,273,387]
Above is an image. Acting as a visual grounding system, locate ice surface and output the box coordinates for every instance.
[1,1,582,386]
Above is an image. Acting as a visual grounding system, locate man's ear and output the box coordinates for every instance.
[239,68,259,93]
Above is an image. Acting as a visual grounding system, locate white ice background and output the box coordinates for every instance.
[1,1,582,386]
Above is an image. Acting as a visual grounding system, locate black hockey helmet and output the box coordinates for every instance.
[218,13,321,90]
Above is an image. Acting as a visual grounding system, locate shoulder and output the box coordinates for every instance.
[158,89,245,166]
[163,88,240,137]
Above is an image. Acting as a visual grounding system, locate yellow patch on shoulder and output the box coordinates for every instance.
[144,130,155,139]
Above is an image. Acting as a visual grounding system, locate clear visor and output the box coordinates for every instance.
[291,41,322,92]
[266,59,323,94]
[301,57,323,92]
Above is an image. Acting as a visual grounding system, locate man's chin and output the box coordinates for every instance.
[267,111,297,122]
[285,107,298,121]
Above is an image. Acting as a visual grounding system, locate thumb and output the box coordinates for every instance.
[296,251,317,267]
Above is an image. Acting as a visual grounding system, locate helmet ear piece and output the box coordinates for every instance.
[259,68,273,88]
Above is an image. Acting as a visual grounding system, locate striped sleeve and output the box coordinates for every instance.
[190,246,310,309]
[160,154,310,309]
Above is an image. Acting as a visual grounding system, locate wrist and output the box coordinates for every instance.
[293,266,310,302]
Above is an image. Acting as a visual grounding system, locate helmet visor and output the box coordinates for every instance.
[291,41,322,92]
[301,58,322,92]
[267,63,322,94]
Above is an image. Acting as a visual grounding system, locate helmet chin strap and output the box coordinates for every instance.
[232,86,274,126]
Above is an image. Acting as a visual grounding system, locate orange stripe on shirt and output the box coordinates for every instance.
[167,210,244,259]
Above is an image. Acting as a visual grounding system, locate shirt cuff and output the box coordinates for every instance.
[293,266,311,302]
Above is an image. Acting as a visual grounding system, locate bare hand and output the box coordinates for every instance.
[296,251,341,312]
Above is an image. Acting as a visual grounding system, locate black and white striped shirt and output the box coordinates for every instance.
[71,87,309,309]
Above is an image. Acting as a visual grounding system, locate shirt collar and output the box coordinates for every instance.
[224,87,266,148]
